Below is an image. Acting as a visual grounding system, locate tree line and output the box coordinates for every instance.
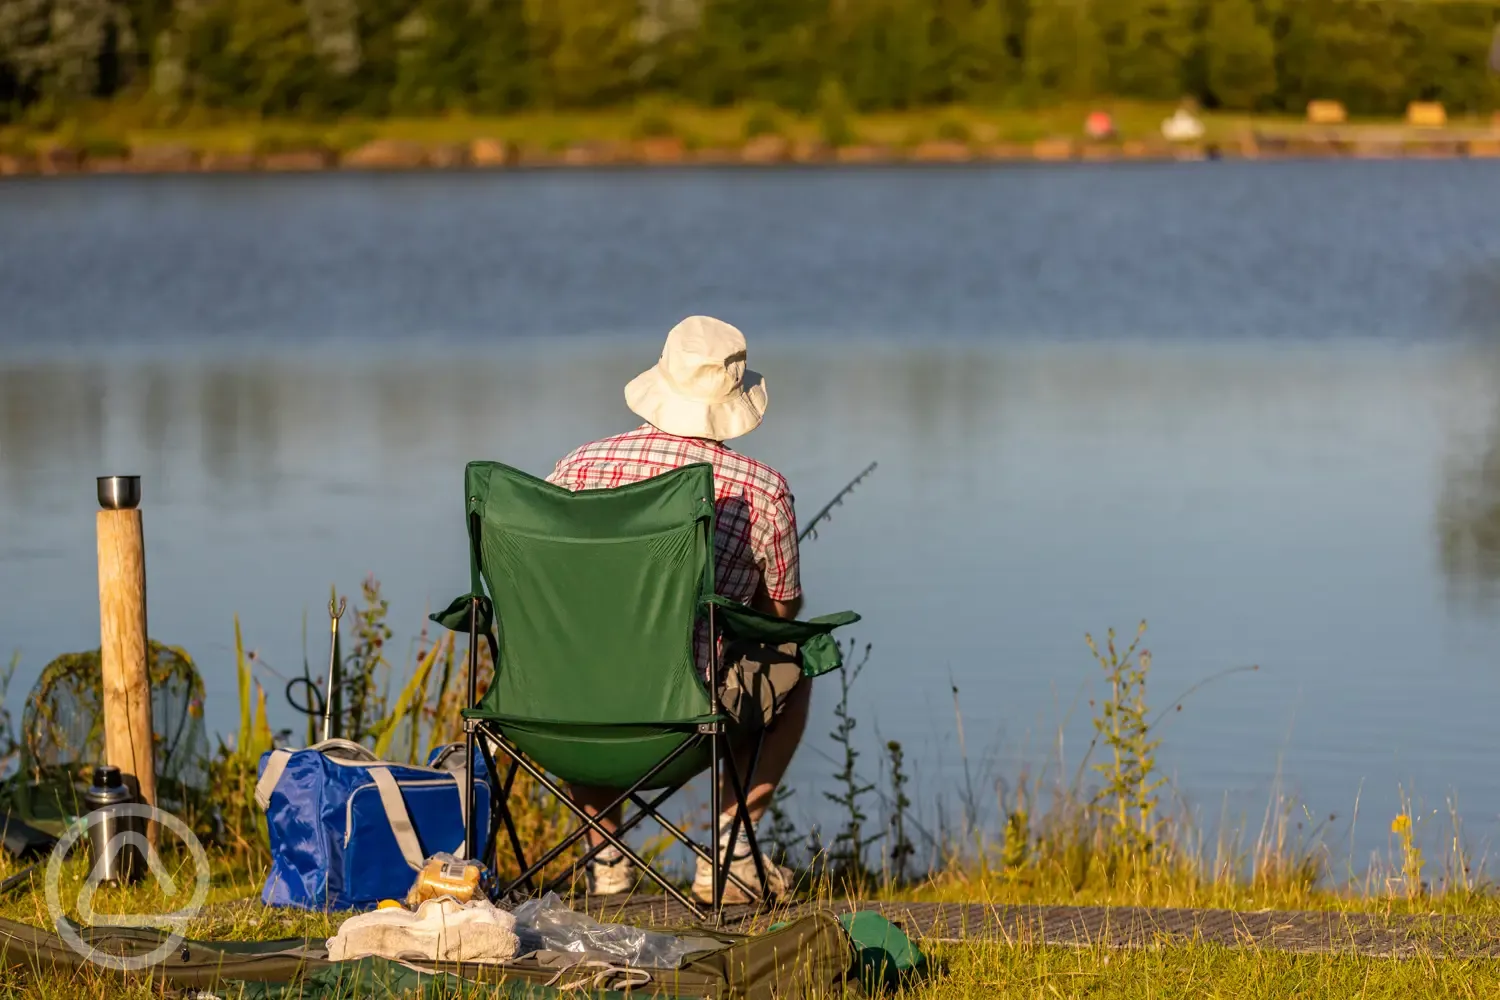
[2,0,1498,122]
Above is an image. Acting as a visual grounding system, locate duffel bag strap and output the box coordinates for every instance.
[449,758,470,859]
[368,766,426,870]
[310,738,379,762]
[431,743,474,858]
[253,749,293,811]
[253,740,378,812]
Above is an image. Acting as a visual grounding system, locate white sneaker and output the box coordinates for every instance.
[692,849,793,904]
[587,846,634,896]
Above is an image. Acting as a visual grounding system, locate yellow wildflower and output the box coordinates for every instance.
[1391,814,1411,835]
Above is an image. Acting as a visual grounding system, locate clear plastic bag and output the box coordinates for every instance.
[509,892,718,969]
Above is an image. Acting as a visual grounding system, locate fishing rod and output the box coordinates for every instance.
[799,461,878,543]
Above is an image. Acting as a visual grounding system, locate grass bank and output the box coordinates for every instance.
[921,940,1500,999]
[3,849,1500,999]
[0,99,1276,152]
[2,99,1497,169]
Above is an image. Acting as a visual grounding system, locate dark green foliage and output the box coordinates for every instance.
[886,739,915,885]
[0,62,20,121]
[765,783,801,865]
[339,575,393,745]
[379,0,534,114]
[1024,0,1105,100]
[822,639,876,885]
[743,101,783,138]
[1395,0,1500,112]
[1274,0,1408,115]
[696,0,824,109]
[123,0,174,73]
[1098,0,1195,100]
[630,96,676,138]
[935,116,970,142]
[0,0,137,106]
[961,0,1023,102]
[5,0,1500,120]
[816,76,854,146]
[337,0,409,115]
[831,0,1020,109]
[527,0,640,108]
[472,0,533,112]
[832,0,924,111]
[1204,0,1276,110]
[177,0,328,115]
[917,0,1020,104]
[390,0,477,114]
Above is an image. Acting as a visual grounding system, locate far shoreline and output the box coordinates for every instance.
[5,128,1500,179]
[6,101,1500,179]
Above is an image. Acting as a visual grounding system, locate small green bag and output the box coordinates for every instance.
[837,912,930,993]
[771,910,931,994]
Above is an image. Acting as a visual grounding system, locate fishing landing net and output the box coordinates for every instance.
[3,641,209,835]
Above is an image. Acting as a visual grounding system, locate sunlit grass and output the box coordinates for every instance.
[0,850,334,941]
[5,851,1500,999]
[919,940,1500,1000]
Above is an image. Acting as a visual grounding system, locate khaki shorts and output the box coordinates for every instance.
[717,639,803,730]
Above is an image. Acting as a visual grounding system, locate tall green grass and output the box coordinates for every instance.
[6,582,1491,919]
[215,592,1500,913]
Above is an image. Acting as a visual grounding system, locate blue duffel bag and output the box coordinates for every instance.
[254,738,491,911]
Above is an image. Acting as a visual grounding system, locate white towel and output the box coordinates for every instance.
[328,897,520,964]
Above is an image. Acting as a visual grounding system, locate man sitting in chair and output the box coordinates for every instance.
[546,315,806,903]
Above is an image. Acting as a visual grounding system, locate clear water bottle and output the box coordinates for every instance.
[83,765,144,885]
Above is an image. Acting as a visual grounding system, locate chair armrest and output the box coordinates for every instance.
[431,593,494,635]
[702,595,860,677]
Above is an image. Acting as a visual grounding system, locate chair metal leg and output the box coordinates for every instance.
[530,771,765,901]
[538,805,666,898]
[710,725,721,918]
[538,783,685,897]
[536,790,770,903]
[499,742,694,889]
[491,731,709,919]
[712,728,771,906]
[719,728,771,896]
[496,759,525,866]
[707,600,721,919]
[483,737,535,895]
[623,789,764,901]
[464,597,480,860]
[475,730,767,908]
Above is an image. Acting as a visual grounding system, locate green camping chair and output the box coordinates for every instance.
[432,460,859,917]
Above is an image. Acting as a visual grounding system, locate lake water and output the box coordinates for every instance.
[4,162,1500,876]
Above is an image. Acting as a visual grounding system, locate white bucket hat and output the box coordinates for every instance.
[625,316,768,441]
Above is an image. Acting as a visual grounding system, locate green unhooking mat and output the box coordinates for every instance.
[0,908,926,999]
[0,915,328,988]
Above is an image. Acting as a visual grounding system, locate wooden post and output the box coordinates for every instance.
[96,476,155,832]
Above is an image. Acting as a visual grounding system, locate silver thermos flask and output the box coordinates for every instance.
[83,764,144,884]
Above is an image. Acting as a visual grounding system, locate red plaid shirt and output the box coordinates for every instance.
[547,425,802,608]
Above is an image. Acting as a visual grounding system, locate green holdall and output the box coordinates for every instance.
[838,911,931,993]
